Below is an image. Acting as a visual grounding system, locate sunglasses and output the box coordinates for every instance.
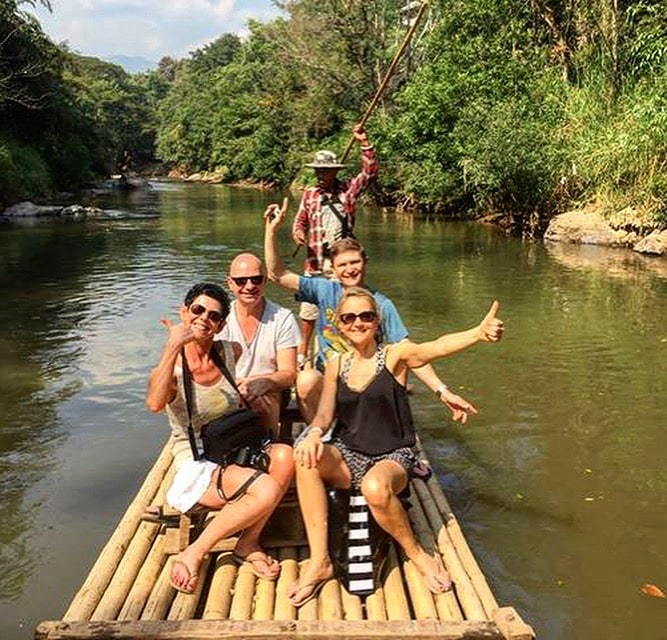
[339,310,377,325]
[230,275,265,287]
[189,303,223,323]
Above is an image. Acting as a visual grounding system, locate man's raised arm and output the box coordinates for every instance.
[263,199,300,292]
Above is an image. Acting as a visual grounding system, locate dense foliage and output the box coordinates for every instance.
[0,1,154,206]
[2,0,666,230]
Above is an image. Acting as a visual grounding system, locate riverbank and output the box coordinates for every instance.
[3,174,665,257]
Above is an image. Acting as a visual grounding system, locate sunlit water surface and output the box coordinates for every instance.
[0,182,665,639]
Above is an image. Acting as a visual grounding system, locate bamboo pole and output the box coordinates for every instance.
[423,473,499,617]
[319,579,344,620]
[229,562,257,620]
[64,442,174,621]
[412,480,484,620]
[365,585,388,621]
[91,520,162,620]
[35,618,519,639]
[339,585,364,620]
[94,463,175,620]
[382,545,411,620]
[273,547,298,621]
[253,571,277,620]
[402,498,440,620]
[415,440,499,617]
[339,1,430,163]
[117,533,168,620]
[140,559,176,620]
[202,552,238,620]
[295,551,319,621]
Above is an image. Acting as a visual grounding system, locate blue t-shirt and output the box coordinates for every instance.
[297,276,408,368]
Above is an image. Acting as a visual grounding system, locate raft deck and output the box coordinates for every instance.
[35,438,535,640]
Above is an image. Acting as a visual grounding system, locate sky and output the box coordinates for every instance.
[28,0,284,68]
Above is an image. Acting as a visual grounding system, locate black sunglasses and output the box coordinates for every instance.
[339,310,377,325]
[230,275,265,287]
[189,303,223,323]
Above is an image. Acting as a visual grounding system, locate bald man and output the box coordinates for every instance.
[217,253,301,435]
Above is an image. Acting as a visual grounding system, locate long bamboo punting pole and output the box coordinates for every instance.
[64,442,173,621]
[202,552,238,619]
[339,1,430,164]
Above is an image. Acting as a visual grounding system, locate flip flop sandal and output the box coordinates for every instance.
[289,576,331,608]
[232,551,280,581]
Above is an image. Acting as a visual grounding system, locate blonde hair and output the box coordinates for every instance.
[335,287,383,346]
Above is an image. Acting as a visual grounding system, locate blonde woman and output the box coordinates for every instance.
[288,287,504,606]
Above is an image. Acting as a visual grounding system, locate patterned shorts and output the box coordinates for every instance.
[330,436,419,489]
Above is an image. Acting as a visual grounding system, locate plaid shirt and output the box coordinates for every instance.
[293,145,378,274]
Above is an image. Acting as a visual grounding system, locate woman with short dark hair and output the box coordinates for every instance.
[147,282,294,593]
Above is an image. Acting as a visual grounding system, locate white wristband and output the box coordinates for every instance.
[434,384,448,398]
[309,426,324,437]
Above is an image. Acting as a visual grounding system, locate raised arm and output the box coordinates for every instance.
[391,301,504,371]
[264,198,300,292]
[146,318,193,412]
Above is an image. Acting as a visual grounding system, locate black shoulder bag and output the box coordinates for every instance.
[181,344,271,473]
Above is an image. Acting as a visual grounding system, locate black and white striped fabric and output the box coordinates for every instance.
[346,488,375,596]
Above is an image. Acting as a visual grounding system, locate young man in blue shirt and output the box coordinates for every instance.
[264,199,478,425]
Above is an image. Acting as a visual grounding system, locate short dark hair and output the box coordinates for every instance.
[183,282,230,320]
[329,237,367,262]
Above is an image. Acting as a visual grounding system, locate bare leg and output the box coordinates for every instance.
[295,368,323,423]
[171,467,283,593]
[233,444,294,577]
[288,444,351,605]
[361,460,451,594]
[299,318,316,360]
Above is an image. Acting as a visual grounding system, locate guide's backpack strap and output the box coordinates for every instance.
[321,193,355,239]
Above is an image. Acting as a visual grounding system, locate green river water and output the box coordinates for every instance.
[0,182,665,639]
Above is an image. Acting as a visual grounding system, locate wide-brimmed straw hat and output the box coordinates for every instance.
[305,150,346,169]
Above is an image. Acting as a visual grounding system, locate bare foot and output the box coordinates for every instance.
[170,551,203,594]
[287,559,335,607]
[409,549,452,594]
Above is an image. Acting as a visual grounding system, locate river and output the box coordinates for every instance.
[0,182,665,639]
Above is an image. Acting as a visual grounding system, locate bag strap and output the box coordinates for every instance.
[180,342,253,461]
[321,193,353,238]
[208,343,252,410]
[180,348,202,462]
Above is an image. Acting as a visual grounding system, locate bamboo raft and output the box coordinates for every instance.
[35,430,535,640]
